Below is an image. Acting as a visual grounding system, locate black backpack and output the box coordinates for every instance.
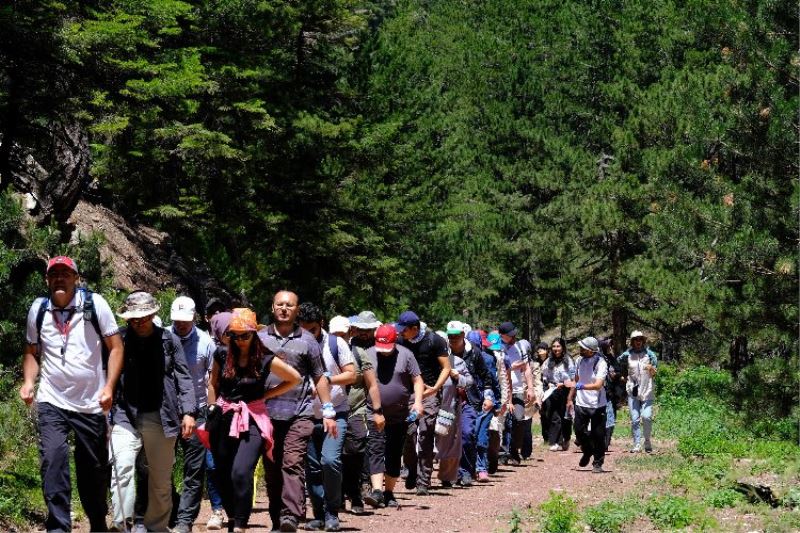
[35,289,110,370]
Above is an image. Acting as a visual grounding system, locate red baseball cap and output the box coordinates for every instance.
[374,324,398,353]
[46,256,79,274]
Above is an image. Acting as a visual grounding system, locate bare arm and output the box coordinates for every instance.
[412,374,425,414]
[265,357,302,399]
[425,354,451,397]
[330,363,355,386]
[19,344,39,405]
[99,333,124,411]
[362,368,381,409]
[207,359,220,405]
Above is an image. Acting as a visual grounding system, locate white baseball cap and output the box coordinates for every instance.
[170,296,196,322]
[329,315,351,334]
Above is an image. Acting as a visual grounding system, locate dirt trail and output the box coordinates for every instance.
[193,441,637,533]
[67,438,647,533]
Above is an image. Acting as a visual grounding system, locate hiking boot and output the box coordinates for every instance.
[280,519,298,532]
[364,489,384,508]
[561,440,571,451]
[644,441,653,453]
[592,465,604,474]
[441,480,453,488]
[350,499,365,515]
[579,453,592,468]
[404,475,417,490]
[457,475,473,487]
[304,519,324,531]
[416,485,430,496]
[324,516,340,532]
[207,510,225,531]
[477,471,490,482]
[508,457,521,466]
[384,491,399,508]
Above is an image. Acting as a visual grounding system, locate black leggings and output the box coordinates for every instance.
[366,419,408,478]
[541,387,573,446]
[211,417,264,528]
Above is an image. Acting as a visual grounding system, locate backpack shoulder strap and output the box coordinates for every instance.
[328,333,341,369]
[35,297,49,344]
[81,289,103,337]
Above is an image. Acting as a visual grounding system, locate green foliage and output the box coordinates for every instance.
[538,491,580,533]
[583,500,638,533]
[644,494,708,530]
[705,488,745,509]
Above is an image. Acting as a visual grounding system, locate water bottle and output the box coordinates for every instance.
[406,410,418,423]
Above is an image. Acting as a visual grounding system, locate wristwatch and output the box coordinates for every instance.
[323,372,332,384]
[373,407,384,415]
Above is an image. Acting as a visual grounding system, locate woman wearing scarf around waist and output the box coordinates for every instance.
[206,308,301,533]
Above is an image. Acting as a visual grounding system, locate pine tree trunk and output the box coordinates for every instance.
[612,306,628,355]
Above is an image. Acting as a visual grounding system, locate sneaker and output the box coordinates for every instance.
[280,519,299,532]
[644,441,653,453]
[415,486,430,496]
[561,440,571,451]
[172,524,192,533]
[304,519,324,531]
[549,444,561,452]
[350,500,365,514]
[364,489,384,508]
[324,516,340,532]
[441,480,453,488]
[131,524,148,533]
[630,444,642,453]
[477,471,490,482]
[457,475,473,487]
[579,453,591,467]
[592,465,604,474]
[508,458,521,466]
[207,510,225,531]
[384,491,399,508]
[404,475,417,490]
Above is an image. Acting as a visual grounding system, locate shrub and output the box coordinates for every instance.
[644,495,696,530]
[539,491,580,533]
[705,488,745,508]
[583,500,637,533]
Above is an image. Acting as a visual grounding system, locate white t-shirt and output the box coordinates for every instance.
[26,290,120,414]
[312,330,355,417]
[575,354,608,409]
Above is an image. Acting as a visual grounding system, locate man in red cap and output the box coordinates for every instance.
[363,324,423,509]
[20,256,124,533]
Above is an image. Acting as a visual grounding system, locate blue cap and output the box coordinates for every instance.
[395,310,420,333]
[487,332,503,351]
[466,330,482,346]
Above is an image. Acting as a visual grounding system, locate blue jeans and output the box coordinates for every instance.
[306,413,348,520]
[628,397,654,446]
[205,450,223,511]
[474,410,492,473]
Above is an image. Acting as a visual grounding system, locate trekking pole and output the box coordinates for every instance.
[108,417,130,533]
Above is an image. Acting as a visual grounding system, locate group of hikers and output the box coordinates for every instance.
[20,256,659,533]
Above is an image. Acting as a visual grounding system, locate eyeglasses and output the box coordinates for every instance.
[227,331,254,341]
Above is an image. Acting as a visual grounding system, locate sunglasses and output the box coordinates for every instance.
[227,331,254,341]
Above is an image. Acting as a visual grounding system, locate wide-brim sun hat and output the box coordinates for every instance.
[353,310,382,330]
[630,330,646,340]
[118,291,160,320]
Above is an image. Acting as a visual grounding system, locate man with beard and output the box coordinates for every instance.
[259,291,337,532]
[395,311,451,496]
